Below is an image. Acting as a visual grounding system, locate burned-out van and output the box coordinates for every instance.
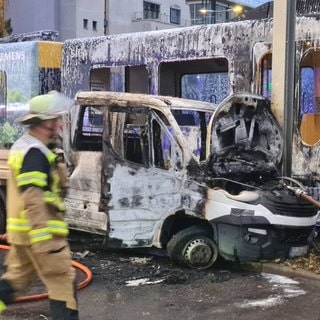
[61,91,319,269]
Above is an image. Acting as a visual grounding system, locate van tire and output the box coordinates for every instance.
[167,225,218,270]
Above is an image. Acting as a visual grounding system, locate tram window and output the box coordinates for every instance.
[261,69,272,100]
[90,68,110,91]
[125,66,149,93]
[260,53,272,100]
[299,50,320,145]
[181,72,228,103]
[300,67,314,114]
[160,58,228,99]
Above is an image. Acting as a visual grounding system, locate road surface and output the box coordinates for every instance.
[1,233,320,320]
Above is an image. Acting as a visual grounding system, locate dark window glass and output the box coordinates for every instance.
[170,8,181,24]
[143,1,160,19]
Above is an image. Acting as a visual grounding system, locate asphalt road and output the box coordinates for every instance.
[1,233,320,320]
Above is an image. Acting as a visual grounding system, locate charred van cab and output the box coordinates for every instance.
[63,91,318,270]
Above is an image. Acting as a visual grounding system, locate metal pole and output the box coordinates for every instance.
[283,0,297,177]
[104,0,107,35]
[271,0,296,177]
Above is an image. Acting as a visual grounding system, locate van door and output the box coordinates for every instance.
[101,106,185,248]
[64,105,106,235]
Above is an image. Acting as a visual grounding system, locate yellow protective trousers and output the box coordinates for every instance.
[1,239,77,310]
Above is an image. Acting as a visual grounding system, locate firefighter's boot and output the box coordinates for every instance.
[50,300,79,320]
[0,279,15,313]
[67,308,79,320]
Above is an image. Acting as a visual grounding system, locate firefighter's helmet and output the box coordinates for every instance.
[16,91,72,125]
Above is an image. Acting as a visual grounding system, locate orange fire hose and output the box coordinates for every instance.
[0,234,93,303]
[295,190,320,209]
[284,185,320,209]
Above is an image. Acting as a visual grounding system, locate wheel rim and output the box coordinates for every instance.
[183,238,218,269]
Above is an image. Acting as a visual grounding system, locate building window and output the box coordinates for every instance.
[92,21,97,31]
[189,3,204,25]
[215,4,230,23]
[170,7,181,25]
[189,3,230,25]
[83,19,88,29]
[143,1,160,19]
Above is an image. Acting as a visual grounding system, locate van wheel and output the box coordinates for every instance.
[167,225,218,270]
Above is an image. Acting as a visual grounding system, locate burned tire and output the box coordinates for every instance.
[167,225,218,270]
[0,189,6,235]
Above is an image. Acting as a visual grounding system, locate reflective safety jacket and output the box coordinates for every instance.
[6,133,69,245]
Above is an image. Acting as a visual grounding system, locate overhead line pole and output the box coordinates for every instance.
[271,0,297,177]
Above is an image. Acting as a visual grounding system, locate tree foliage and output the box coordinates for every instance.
[7,90,28,103]
[0,122,23,148]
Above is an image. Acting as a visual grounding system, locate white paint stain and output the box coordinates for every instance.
[262,273,299,285]
[125,278,165,286]
[235,273,306,309]
[236,295,283,308]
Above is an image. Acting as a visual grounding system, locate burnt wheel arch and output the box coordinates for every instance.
[167,225,218,270]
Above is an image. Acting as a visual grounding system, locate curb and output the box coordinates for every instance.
[237,262,320,282]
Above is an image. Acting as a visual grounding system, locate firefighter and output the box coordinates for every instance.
[0,91,79,319]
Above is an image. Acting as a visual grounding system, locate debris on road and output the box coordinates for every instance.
[279,251,320,274]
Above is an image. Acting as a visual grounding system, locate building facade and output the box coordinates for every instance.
[5,0,269,41]
[5,0,192,41]
[186,0,264,25]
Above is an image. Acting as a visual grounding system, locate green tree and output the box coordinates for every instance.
[0,122,21,148]
[7,90,28,103]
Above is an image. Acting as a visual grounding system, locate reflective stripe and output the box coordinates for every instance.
[8,137,64,211]
[29,227,53,244]
[0,300,7,313]
[8,150,24,175]
[52,170,62,198]
[46,151,57,164]
[47,220,69,236]
[43,191,66,211]
[17,171,47,188]
[6,217,31,232]
[7,217,68,240]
